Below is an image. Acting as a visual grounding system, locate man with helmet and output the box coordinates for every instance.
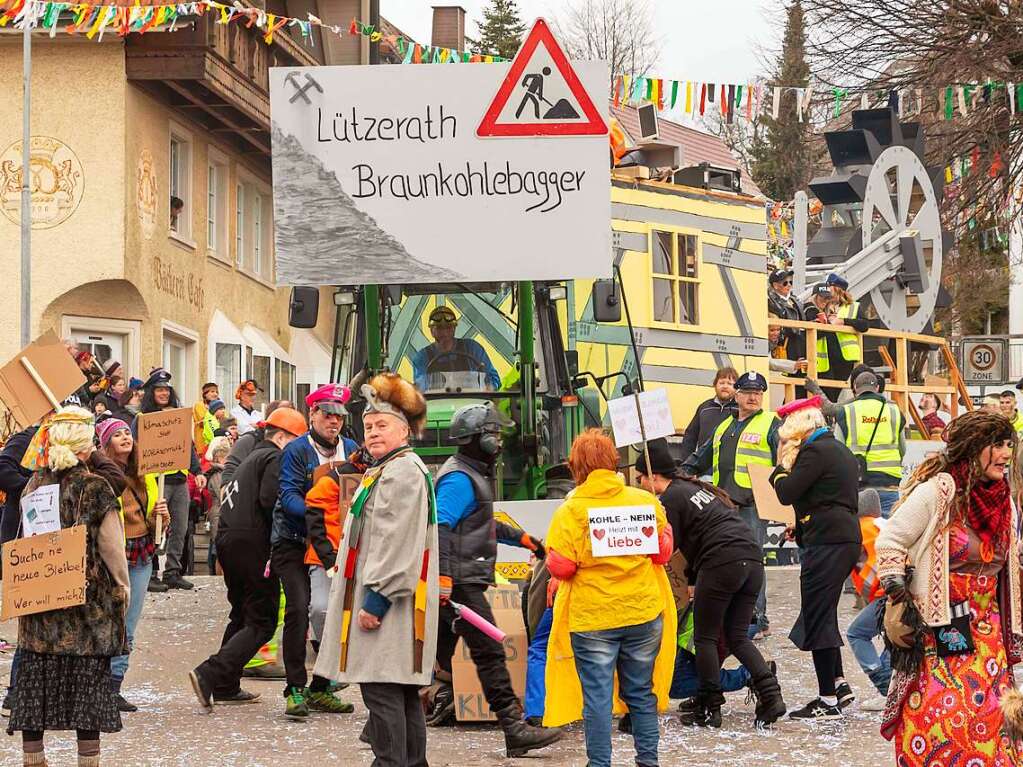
[412,306,501,392]
[426,402,563,757]
[188,407,307,711]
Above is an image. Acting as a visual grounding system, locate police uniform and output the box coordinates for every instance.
[682,372,779,632]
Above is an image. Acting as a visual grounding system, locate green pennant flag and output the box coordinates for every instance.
[735,84,743,107]
[833,88,847,118]
[945,86,954,120]
[671,80,679,108]
[646,78,653,100]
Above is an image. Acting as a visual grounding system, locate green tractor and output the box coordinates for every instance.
[289,280,621,501]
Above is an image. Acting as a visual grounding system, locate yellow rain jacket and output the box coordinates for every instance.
[542,469,677,727]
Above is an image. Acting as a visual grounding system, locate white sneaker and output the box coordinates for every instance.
[859,693,887,712]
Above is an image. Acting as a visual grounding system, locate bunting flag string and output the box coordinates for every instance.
[609,72,1023,124]
[0,0,511,62]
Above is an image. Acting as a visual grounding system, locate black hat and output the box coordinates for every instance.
[734,371,768,392]
[826,273,849,291]
[634,438,678,476]
[769,268,792,285]
[143,367,172,390]
[1016,376,1023,391]
[811,283,833,299]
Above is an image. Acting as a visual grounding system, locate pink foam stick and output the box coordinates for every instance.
[450,600,507,643]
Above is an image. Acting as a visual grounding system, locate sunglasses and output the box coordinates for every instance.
[781,280,792,286]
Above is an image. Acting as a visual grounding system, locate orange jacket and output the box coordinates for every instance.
[304,474,342,567]
[851,516,885,602]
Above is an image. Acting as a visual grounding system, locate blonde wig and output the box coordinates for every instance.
[777,406,827,470]
[46,406,96,472]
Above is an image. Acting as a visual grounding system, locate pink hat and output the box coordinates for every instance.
[305,383,351,416]
[777,394,823,418]
[95,418,130,448]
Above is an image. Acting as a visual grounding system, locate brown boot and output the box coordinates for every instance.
[23,751,47,766]
[77,756,100,767]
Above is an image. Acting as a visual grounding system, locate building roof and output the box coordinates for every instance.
[610,104,763,198]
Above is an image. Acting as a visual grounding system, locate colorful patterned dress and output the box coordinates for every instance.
[893,523,1021,766]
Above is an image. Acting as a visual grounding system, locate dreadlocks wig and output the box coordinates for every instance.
[907,410,1017,555]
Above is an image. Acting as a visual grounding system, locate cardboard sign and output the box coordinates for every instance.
[1,525,87,619]
[664,551,690,613]
[452,585,527,721]
[607,389,675,447]
[269,55,609,286]
[136,407,193,475]
[902,440,945,483]
[747,463,795,527]
[0,330,86,427]
[587,505,659,557]
[20,484,61,536]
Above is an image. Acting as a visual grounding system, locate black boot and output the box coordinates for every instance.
[110,676,138,713]
[750,669,786,727]
[494,701,563,758]
[425,684,455,727]
[679,690,723,728]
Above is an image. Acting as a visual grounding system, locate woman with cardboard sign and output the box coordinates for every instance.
[543,429,676,767]
[98,417,170,713]
[769,396,862,721]
[7,407,129,767]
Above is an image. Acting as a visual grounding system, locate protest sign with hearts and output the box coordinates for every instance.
[587,506,659,558]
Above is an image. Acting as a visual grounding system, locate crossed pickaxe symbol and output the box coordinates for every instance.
[285,72,323,104]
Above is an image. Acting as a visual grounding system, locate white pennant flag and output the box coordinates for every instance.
[1009,83,1017,115]
[861,92,868,109]
[772,86,781,119]
[958,86,968,116]
[796,88,805,121]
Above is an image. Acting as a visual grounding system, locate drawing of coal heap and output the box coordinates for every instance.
[271,126,461,285]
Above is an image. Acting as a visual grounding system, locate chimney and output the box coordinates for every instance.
[431,5,466,52]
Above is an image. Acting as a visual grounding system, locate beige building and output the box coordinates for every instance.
[0,1,440,409]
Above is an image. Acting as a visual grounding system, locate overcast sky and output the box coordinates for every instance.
[381,0,778,84]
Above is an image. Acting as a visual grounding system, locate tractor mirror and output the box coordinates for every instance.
[564,350,579,377]
[289,287,319,329]
[592,279,622,323]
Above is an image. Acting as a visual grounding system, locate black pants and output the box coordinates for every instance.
[196,533,279,695]
[692,559,773,698]
[361,683,428,767]
[436,583,517,713]
[271,539,329,694]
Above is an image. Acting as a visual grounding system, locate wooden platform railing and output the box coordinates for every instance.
[769,318,974,428]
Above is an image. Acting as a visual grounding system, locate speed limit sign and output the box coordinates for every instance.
[961,336,1008,384]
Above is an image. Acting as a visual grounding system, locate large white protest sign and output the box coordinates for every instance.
[20,485,60,536]
[269,20,609,286]
[588,506,659,557]
[606,388,675,448]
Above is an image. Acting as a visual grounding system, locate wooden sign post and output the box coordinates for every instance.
[136,407,193,549]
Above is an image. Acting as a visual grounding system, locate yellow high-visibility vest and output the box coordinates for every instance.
[842,397,903,481]
[712,410,776,489]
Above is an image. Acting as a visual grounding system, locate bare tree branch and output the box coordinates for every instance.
[552,0,660,81]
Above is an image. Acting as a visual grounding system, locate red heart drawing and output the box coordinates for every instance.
[593,529,606,541]
[641,526,654,538]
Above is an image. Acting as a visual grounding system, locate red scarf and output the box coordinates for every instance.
[947,460,1011,551]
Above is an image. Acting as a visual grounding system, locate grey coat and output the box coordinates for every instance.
[313,449,439,686]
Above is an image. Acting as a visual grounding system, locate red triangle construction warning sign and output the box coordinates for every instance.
[477,18,608,138]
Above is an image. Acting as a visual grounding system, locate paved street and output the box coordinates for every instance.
[0,568,896,766]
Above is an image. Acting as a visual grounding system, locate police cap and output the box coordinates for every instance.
[734,371,768,392]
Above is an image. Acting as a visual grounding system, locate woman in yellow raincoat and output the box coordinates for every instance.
[543,429,676,767]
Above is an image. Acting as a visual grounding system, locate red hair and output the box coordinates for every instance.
[568,429,620,485]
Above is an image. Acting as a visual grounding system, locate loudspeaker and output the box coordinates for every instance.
[289,287,319,329]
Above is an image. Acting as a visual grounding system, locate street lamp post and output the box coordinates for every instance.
[21,12,32,348]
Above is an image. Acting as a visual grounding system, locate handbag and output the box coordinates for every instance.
[856,401,885,484]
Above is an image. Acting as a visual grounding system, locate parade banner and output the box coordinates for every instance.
[1,525,86,620]
[268,20,610,285]
[0,330,86,427]
[493,499,561,580]
[452,585,527,722]
[136,407,193,475]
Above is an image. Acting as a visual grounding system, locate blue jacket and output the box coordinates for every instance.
[272,432,358,545]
